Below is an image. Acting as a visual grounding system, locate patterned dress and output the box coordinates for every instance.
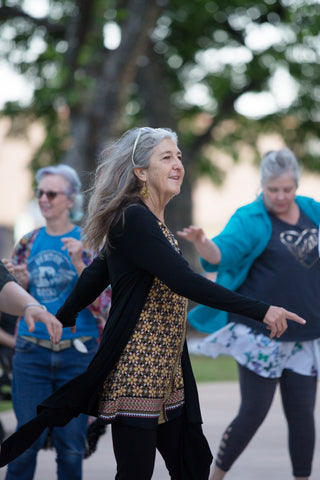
[98,222,187,426]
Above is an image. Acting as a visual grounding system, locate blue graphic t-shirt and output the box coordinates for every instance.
[18,226,99,340]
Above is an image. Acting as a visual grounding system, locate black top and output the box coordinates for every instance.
[0,204,271,477]
[0,262,18,336]
[0,261,16,292]
[231,210,320,341]
[41,205,269,417]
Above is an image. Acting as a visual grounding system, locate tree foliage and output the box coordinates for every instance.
[1,0,320,262]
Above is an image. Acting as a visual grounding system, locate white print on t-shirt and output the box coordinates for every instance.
[280,228,319,268]
[28,250,76,303]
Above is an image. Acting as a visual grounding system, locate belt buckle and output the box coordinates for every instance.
[51,342,62,352]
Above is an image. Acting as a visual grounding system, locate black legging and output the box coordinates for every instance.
[215,363,317,477]
[111,415,183,480]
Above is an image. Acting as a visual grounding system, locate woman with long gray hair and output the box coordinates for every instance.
[0,134,304,480]
[179,148,320,480]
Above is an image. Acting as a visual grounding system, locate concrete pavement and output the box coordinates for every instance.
[0,381,319,479]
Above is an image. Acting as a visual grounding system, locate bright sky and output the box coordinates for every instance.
[0,63,33,107]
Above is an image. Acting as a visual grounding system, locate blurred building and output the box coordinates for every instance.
[193,135,320,238]
[0,119,44,257]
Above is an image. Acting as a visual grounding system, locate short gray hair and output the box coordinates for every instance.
[35,164,83,222]
[260,148,300,187]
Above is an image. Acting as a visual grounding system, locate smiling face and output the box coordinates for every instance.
[262,172,297,217]
[135,137,185,209]
[37,174,74,223]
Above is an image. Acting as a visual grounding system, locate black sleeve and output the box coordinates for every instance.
[0,262,17,292]
[56,253,110,327]
[121,206,269,322]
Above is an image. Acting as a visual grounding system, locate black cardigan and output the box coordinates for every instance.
[0,205,269,478]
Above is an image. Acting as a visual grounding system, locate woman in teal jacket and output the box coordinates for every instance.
[179,148,320,480]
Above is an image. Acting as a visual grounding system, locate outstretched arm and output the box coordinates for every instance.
[123,207,306,339]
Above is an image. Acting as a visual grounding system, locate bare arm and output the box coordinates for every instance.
[0,281,62,344]
[177,226,221,265]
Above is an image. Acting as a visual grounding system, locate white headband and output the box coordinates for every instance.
[131,128,143,168]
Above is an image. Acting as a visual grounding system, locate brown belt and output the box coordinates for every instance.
[20,335,92,352]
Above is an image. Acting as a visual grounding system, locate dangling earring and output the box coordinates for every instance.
[140,182,149,199]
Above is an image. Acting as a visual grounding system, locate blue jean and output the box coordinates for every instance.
[5,336,99,480]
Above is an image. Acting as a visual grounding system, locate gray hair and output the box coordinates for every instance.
[84,127,178,253]
[260,148,300,187]
[35,164,83,222]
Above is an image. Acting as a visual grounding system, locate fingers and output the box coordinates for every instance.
[176,227,191,237]
[48,320,63,344]
[61,238,83,257]
[1,258,15,275]
[40,313,62,344]
[285,310,306,325]
[10,264,29,286]
[2,261,27,277]
[263,306,288,339]
[25,316,35,333]
[13,265,28,274]
[263,306,306,339]
[177,226,203,242]
[25,309,62,344]
[267,319,285,339]
[272,322,286,339]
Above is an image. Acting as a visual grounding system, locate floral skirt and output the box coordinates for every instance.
[194,322,320,379]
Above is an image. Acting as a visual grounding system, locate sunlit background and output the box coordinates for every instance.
[1,0,320,260]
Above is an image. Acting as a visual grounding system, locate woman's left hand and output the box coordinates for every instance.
[263,306,306,338]
[61,238,84,272]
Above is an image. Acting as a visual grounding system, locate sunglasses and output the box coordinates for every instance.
[35,189,67,200]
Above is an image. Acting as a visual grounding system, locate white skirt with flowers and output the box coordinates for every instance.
[195,322,320,379]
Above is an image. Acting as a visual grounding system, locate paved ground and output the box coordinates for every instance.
[0,381,319,479]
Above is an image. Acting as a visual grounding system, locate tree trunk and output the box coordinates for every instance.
[136,44,200,269]
[63,0,165,187]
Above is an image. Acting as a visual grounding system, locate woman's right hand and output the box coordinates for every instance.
[177,226,222,265]
[25,307,63,345]
[177,225,206,245]
[1,259,29,289]
[1,258,15,275]
[263,306,306,338]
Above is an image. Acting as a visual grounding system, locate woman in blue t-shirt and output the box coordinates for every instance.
[4,164,107,480]
[178,149,320,480]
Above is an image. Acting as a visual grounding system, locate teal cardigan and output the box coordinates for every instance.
[189,195,320,333]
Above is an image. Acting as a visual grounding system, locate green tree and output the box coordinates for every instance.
[1,0,320,264]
